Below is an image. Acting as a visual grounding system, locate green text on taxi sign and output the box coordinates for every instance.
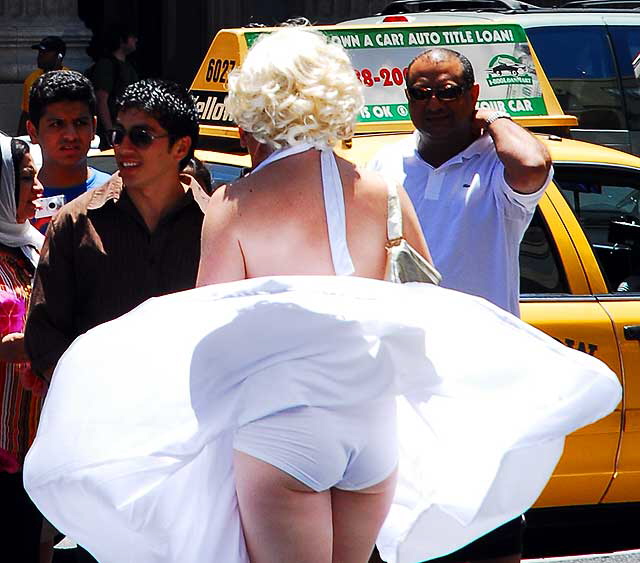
[244,24,546,123]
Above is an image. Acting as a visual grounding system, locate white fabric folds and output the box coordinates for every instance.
[24,276,621,563]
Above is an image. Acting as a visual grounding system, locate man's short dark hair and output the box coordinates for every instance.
[115,79,199,170]
[407,48,475,90]
[29,70,97,127]
[104,24,138,53]
[183,157,213,194]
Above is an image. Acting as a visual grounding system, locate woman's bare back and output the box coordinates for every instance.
[197,149,429,286]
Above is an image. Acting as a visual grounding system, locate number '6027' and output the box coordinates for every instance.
[206,59,236,82]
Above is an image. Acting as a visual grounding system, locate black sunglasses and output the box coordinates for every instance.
[108,126,169,149]
[406,84,467,102]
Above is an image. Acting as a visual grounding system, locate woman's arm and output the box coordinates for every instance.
[398,184,433,264]
[0,332,28,363]
[196,187,247,287]
[0,333,47,395]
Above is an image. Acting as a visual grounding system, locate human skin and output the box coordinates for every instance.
[16,152,43,223]
[406,52,551,193]
[113,107,190,232]
[196,139,432,286]
[233,450,397,563]
[37,50,62,72]
[26,100,96,188]
[195,136,432,563]
[196,134,426,563]
[0,152,43,364]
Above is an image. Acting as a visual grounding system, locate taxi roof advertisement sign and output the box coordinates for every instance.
[244,24,548,126]
[190,23,556,133]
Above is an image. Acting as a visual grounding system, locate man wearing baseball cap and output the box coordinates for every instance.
[17,36,68,135]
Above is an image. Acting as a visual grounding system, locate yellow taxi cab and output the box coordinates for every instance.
[90,21,640,515]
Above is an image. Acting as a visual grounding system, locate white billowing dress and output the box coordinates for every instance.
[24,147,621,563]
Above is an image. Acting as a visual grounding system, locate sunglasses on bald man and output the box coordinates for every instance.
[406,84,468,102]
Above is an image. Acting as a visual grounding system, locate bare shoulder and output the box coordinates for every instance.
[350,163,390,197]
[203,180,239,225]
[208,174,254,210]
[204,172,277,237]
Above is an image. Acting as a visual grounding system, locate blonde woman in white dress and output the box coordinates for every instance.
[24,26,622,563]
[197,27,433,563]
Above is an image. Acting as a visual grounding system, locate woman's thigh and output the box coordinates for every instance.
[233,451,397,563]
[232,401,398,562]
[233,450,333,563]
[331,469,398,563]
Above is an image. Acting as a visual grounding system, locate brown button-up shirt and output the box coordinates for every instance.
[25,173,206,377]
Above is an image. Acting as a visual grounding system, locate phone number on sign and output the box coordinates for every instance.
[355,67,408,87]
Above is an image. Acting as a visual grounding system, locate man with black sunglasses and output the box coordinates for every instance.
[26,79,208,424]
[371,47,551,315]
[370,47,552,563]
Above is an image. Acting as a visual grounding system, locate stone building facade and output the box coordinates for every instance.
[0,0,558,134]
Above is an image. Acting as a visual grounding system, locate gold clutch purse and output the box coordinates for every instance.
[383,181,442,286]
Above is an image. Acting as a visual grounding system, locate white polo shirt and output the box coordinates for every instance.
[370,132,551,316]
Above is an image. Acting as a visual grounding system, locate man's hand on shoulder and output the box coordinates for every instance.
[473,109,551,195]
[472,109,512,135]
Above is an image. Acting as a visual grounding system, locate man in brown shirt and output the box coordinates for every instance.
[26,79,208,381]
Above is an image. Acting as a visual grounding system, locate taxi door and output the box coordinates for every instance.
[597,297,640,503]
[552,163,640,504]
[520,187,623,508]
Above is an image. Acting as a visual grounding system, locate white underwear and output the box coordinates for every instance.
[233,397,398,492]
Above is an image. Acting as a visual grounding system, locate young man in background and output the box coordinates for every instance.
[26,70,110,232]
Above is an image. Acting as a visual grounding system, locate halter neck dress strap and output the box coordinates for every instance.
[250,143,355,277]
[320,150,355,276]
[250,143,313,173]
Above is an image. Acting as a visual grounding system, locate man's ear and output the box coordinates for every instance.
[171,136,192,162]
[26,120,39,144]
[470,83,480,105]
[238,127,248,149]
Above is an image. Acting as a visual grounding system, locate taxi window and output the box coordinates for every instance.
[555,165,640,293]
[526,26,624,130]
[610,26,640,131]
[87,155,118,175]
[519,208,570,295]
[204,162,245,192]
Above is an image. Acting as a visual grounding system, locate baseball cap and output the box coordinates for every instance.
[31,36,66,56]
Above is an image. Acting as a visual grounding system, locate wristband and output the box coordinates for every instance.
[485,111,512,126]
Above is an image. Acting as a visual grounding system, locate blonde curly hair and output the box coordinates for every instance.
[225,27,364,149]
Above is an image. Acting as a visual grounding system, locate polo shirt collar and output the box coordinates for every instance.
[453,133,492,163]
[412,131,492,170]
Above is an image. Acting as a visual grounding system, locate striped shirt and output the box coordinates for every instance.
[0,244,39,467]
